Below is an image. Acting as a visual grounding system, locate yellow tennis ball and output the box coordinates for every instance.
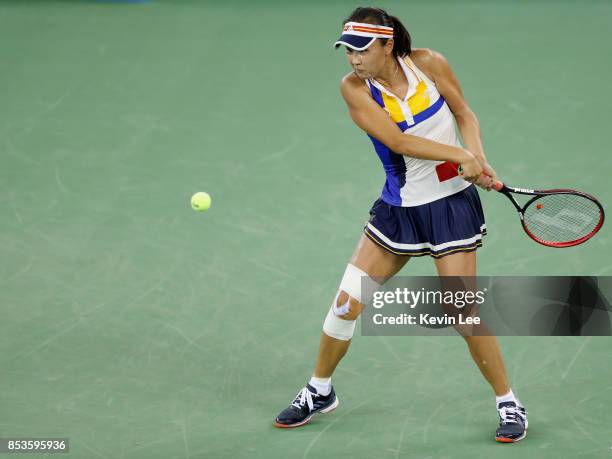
[191,192,211,212]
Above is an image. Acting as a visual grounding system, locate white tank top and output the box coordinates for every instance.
[365,56,470,207]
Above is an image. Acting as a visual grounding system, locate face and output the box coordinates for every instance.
[344,39,393,79]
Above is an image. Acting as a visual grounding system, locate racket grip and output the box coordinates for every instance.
[457,164,504,191]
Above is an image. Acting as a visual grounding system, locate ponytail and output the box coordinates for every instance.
[388,15,412,57]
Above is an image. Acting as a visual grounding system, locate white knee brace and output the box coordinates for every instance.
[323,307,356,341]
[322,264,371,341]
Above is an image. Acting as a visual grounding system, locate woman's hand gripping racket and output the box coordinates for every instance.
[458,165,605,247]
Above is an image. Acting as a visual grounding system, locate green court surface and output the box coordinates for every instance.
[1,1,611,458]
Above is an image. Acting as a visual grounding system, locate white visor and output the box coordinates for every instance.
[333,21,394,51]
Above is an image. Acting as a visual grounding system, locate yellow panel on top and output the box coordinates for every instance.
[408,80,430,115]
[381,92,405,123]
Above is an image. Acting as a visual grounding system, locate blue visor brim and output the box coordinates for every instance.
[333,35,376,51]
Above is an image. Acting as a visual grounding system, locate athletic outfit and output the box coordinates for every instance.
[276,26,527,442]
[363,55,486,258]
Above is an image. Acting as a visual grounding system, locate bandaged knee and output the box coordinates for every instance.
[323,307,356,341]
[322,264,378,341]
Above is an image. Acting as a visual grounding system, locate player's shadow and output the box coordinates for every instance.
[530,277,612,336]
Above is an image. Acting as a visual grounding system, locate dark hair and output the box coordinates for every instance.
[343,7,411,57]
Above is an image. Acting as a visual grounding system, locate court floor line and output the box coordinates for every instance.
[302,398,371,459]
[250,258,297,280]
[11,85,78,141]
[379,335,403,364]
[53,158,70,196]
[163,322,213,357]
[4,137,41,166]
[6,261,31,281]
[568,407,601,448]
[576,383,612,405]
[560,336,591,380]
[510,340,531,392]
[258,135,300,163]
[178,417,191,459]
[8,194,24,226]
[394,405,416,459]
[6,274,165,364]
[9,318,86,363]
[121,432,180,458]
[422,401,445,445]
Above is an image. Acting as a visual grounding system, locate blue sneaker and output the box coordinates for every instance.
[495,401,528,442]
[274,384,339,428]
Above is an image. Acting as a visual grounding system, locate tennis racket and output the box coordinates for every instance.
[458,166,605,247]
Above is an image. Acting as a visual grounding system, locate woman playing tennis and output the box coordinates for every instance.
[274,7,528,443]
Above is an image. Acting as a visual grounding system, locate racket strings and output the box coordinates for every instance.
[523,194,602,243]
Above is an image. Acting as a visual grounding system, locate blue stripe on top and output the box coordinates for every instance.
[395,95,445,131]
[408,95,445,128]
[369,82,385,107]
[366,84,406,206]
[367,135,406,205]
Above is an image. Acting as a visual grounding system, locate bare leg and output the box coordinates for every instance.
[313,234,408,378]
[313,332,350,378]
[434,251,510,396]
[464,335,510,395]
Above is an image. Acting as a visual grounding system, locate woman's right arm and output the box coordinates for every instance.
[340,74,482,180]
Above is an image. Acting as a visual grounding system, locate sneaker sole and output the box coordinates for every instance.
[496,410,528,443]
[495,429,527,443]
[274,397,340,429]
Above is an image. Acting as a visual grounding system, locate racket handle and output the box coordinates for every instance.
[457,164,504,191]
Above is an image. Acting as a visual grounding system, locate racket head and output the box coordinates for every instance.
[520,190,605,247]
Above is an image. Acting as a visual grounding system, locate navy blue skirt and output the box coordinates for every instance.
[364,185,487,258]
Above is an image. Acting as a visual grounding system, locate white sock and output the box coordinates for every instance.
[496,389,521,407]
[309,376,331,396]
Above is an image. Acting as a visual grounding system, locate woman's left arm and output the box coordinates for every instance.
[419,49,497,189]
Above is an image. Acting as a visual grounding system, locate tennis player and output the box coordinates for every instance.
[274,7,528,443]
